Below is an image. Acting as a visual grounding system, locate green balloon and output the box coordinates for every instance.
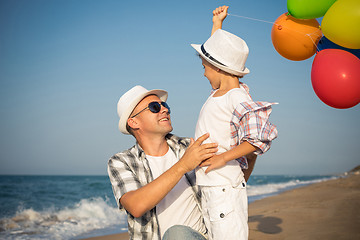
[287,0,337,19]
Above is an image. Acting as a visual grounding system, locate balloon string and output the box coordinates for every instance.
[227,13,275,25]
[227,13,322,50]
[306,31,322,52]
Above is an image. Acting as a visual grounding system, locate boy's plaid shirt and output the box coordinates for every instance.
[230,84,278,169]
[107,134,202,240]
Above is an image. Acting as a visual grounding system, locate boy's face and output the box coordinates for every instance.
[201,57,221,89]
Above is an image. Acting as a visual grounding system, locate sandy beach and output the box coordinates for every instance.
[82,172,360,240]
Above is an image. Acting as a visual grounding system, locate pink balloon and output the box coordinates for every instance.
[311,49,360,109]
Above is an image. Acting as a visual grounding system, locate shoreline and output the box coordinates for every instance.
[81,173,360,240]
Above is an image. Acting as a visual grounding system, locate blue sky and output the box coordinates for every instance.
[0,0,359,175]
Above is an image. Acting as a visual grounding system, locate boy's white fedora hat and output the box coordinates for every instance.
[117,85,168,135]
[191,29,250,76]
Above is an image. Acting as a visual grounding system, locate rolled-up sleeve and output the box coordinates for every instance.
[230,101,278,155]
[107,154,140,210]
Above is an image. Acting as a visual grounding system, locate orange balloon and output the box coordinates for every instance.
[271,13,322,61]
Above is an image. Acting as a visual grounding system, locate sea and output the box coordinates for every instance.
[0,174,340,240]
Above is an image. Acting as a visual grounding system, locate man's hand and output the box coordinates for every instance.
[177,133,218,173]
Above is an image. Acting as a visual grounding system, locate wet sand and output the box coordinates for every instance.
[82,173,360,240]
[248,172,360,240]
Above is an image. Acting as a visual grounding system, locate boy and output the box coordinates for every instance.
[190,6,278,240]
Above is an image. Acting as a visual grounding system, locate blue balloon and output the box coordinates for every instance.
[317,36,360,59]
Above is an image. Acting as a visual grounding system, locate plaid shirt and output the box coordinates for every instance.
[229,83,278,169]
[108,134,202,240]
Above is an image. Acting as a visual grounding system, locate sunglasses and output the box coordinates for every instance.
[131,101,171,118]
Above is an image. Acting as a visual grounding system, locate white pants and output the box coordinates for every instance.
[201,181,248,240]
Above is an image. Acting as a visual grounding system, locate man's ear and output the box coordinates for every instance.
[127,117,139,130]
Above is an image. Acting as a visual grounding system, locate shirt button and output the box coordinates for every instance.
[222,188,226,192]
[220,213,225,218]
[242,183,246,187]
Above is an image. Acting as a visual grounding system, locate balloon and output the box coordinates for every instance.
[317,36,360,59]
[271,13,322,61]
[321,0,360,49]
[311,49,360,109]
[287,0,336,19]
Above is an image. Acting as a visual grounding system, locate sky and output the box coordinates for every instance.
[0,0,359,176]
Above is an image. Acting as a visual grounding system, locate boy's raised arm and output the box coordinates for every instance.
[211,5,229,35]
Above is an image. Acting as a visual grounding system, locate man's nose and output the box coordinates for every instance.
[161,106,169,113]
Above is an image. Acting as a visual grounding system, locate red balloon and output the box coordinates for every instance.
[311,49,360,109]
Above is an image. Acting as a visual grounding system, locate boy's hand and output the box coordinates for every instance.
[199,154,226,174]
[212,6,229,25]
[211,6,229,35]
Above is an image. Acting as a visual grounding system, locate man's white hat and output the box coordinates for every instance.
[117,85,168,135]
[191,29,250,76]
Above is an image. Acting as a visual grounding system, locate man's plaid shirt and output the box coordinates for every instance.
[108,134,202,240]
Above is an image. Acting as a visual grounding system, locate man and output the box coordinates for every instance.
[108,85,219,239]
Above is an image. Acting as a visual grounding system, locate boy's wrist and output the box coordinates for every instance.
[212,23,222,28]
[212,19,223,25]
[212,22,222,34]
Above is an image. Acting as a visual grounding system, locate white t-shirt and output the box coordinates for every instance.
[146,148,205,238]
[195,87,251,187]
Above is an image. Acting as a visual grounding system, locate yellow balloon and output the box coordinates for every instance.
[322,0,360,49]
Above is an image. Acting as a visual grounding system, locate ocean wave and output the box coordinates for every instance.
[247,176,337,200]
[0,197,127,240]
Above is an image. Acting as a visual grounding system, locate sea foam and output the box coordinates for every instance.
[0,197,127,240]
[247,176,337,202]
